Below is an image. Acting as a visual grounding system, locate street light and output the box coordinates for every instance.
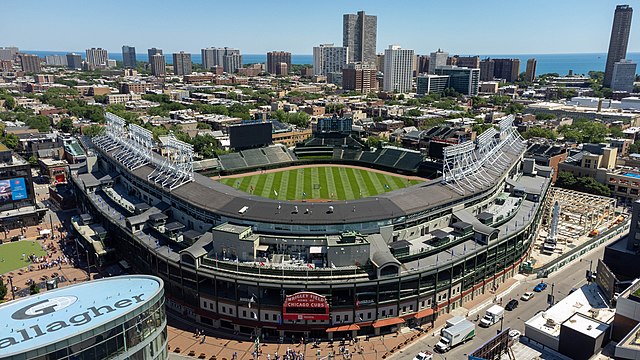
[8,275,15,300]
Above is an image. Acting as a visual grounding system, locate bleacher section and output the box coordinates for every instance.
[218,145,297,171]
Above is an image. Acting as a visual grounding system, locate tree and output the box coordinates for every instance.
[29,283,40,295]
[83,124,106,137]
[58,118,74,133]
[28,156,38,166]
[522,127,557,140]
[366,136,383,149]
[24,115,51,132]
[93,94,107,104]
[3,133,18,149]
[2,95,15,110]
[555,171,610,196]
[405,109,422,117]
[610,126,625,138]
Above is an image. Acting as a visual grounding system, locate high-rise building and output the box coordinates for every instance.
[148,48,163,60]
[611,59,637,92]
[343,11,377,65]
[150,54,166,76]
[0,47,18,61]
[223,53,242,74]
[434,66,480,96]
[525,58,537,82]
[276,63,288,76]
[417,55,430,74]
[66,53,82,70]
[267,51,292,75]
[20,54,41,73]
[450,55,480,69]
[604,5,633,87]
[429,49,448,74]
[201,48,216,70]
[85,48,108,67]
[172,52,192,75]
[376,54,384,72]
[342,62,378,93]
[479,58,495,81]
[122,45,136,68]
[313,44,349,76]
[44,55,67,66]
[492,58,520,83]
[416,74,450,95]
[383,45,414,93]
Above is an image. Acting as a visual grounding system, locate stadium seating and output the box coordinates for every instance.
[218,153,248,171]
[242,148,270,167]
[218,145,297,171]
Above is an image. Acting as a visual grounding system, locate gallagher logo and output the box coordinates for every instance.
[11,296,78,320]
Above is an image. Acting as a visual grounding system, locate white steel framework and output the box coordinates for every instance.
[148,132,194,190]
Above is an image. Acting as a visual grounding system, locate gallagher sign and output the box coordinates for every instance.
[282,291,329,321]
[0,275,162,357]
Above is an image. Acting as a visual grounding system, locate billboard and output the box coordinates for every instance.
[229,122,272,150]
[282,292,330,321]
[595,259,617,304]
[0,177,28,203]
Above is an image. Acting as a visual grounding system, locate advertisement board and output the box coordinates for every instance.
[0,177,27,203]
[282,292,330,321]
[595,259,617,304]
[229,122,272,150]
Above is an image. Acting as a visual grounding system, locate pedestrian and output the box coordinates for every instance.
[201,335,206,344]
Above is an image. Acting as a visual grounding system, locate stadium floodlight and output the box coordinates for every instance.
[148,132,194,190]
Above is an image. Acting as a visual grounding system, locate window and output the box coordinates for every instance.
[381,310,386,317]
[265,313,269,320]
[243,311,247,317]
[367,312,372,319]
[402,306,406,313]
[229,308,233,315]
[344,315,349,322]
[209,303,213,310]
[389,309,394,316]
[272,314,277,321]
[336,315,341,322]
[221,306,226,313]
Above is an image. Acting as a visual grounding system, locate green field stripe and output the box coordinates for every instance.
[318,167,330,199]
[303,168,313,199]
[388,174,406,189]
[332,167,346,199]
[355,169,375,197]
[345,168,362,198]
[285,170,297,200]
[325,167,338,199]
[337,167,355,200]
[239,176,253,191]
[257,173,273,197]
[220,178,233,187]
[310,167,321,199]
[367,171,385,193]
[272,171,285,199]
[375,173,395,192]
[247,175,261,194]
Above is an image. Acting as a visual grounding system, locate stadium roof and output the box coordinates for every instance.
[100,141,522,226]
[0,275,163,357]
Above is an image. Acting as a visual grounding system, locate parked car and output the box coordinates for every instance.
[534,282,548,292]
[521,292,534,301]
[505,299,519,311]
[413,352,433,360]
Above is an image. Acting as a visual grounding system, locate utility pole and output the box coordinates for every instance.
[8,275,15,300]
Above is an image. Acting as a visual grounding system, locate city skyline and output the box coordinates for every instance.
[3,0,640,55]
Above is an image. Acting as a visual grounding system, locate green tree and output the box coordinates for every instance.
[93,94,107,104]
[522,127,557,140]
[405,108,422,117]
[28,156,38,166]
[29,283,40,295]
[58,118,74,133]
[610,126,625,138]
[83,124,106,137]
[555,171,610,196]
[3,133,19,149]
[2,95,15,110]
[24,115,51,132]
[366,136,383,149]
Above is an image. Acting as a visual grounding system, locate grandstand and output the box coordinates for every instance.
[218,145,297,171]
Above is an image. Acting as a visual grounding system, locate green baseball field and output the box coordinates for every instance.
[0,240,46,274]
[219,166,423,201]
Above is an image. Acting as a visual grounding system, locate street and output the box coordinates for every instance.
[392,243,610,360]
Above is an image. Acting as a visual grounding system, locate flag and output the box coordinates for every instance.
[331,263,336,269]
[307,263,313,269]
[252,312,258,319]
[260,261,265,266]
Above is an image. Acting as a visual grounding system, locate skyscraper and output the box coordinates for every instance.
[604,5,633,87]
[383,45,414,93]
[66,53,82,70]
[267,51,292,75]
[479,58,495,81]
[201,48,216,70]
[148,48,163,60]
[429,49,448,73]
[611,59,637,92]
[150,54,166,76]
[342,62,378,93]
[525,58,537,82]
[343,11,377,65]
[85,48,108,68]
[122,45,136,68]
[20,54,41,73]
[172,52,192,75]
[435,66,480,96]
[492,58,520,83]
[313,44,349,76]
[223,53,242,74]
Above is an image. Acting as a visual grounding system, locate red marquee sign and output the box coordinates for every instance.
[282,291,330,321]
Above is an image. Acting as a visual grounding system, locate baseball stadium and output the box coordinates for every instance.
[70,112,551,340]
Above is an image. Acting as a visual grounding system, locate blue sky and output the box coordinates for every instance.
[3,0,639,55]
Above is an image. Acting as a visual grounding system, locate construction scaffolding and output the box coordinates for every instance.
[533,187,618,259]
[442,115,526,195]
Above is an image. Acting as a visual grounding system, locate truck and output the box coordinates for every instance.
[440,315,466,335]
[479,305,505,327]
[435,319,475,352]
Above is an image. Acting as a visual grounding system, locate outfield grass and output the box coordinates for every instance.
[220,166,423,201]
[0,240,46,274]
